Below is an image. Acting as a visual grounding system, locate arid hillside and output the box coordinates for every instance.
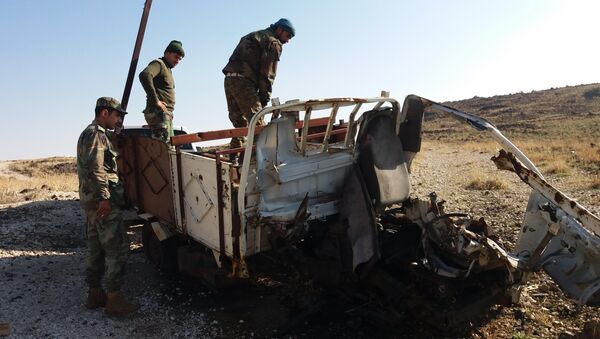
[430,83,600,141]
[428,83,600,191]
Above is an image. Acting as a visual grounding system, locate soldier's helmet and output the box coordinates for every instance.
[272,18,295,37]
[95,97,128,115]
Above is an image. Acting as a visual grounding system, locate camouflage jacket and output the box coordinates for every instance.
[77,120,123,208]
[222,27,283,105]
[139,57,176,113]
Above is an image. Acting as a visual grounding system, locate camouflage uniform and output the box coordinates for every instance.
[139,57,176,143]
[77,98,129,292]
[223,27,283,150]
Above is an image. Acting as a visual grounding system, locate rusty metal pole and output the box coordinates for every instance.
[121,0,152,111]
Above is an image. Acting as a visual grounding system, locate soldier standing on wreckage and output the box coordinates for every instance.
[77,97,138,316]
[139,40,185,143]
[223,18,295,164]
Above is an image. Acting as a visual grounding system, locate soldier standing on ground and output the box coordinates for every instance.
[222,18,295,163]
[139,40,185,143]
[77,97,138,316]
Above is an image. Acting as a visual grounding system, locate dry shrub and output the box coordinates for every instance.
[583,87,600,100]
[465,172,507,190]
[9,157,76,177]
[591,176,600,189]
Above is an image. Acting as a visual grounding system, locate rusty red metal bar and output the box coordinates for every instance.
[171,117,333,146]
[121,0,152,110]
[304,127,347,141]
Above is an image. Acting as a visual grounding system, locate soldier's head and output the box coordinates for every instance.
[94,97,127,129]
[164,40,185,67]
[271,18,295,44]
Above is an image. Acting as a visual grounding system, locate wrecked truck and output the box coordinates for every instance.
[116,93,600,330]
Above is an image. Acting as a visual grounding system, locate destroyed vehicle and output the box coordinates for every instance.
[116,93,600,331]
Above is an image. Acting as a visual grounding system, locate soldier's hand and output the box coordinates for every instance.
[259,92,269,108]
[156,100,168,112]
[96,200,111,219]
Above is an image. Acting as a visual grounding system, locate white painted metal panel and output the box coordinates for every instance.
[171,152,235,257]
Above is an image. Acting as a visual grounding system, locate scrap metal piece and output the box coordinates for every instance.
[492,149,600,304]
[492,149,600,236]
[404,195,519,278]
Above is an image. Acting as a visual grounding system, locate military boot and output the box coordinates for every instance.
[85,287,107,309]
[104,291,139,316]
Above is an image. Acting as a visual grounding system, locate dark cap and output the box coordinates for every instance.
[95,97,127,115]
[165,40,185,57]
[271,18,295,37]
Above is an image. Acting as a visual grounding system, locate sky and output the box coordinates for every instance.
[1,0,599,160]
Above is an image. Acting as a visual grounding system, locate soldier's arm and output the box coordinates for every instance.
[83,132,110,201]
[258,40,282,107]
[138,60,162,105]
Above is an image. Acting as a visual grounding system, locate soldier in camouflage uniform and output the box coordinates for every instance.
[77,97,138,316]
[223,19,295,163]
[139,40,185,143]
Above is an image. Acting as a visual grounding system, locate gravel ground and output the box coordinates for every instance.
[1,146,600,338]
[0,197,222,338]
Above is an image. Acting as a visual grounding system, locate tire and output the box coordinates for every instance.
[141,222,178,273]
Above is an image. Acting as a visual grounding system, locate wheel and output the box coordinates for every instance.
[141,222,178,273]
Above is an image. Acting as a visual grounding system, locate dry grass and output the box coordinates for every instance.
[515,139,599,174]
[431,137,598,178]
[465,171,507,190]
[0,157,77,204]
[422,83,600,182]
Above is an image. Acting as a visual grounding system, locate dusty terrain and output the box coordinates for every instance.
[2,84,600,338]
[1,147,599,338]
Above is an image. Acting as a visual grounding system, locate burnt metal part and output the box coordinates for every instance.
[524,222,560,270]
[215,152,226,263]
[398,95,425,152]
[355,108,411,210]
[230,174,242,261]
[175,146,187,234]
[141,221,178,273]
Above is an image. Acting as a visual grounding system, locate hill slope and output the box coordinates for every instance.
[425,83,600,141]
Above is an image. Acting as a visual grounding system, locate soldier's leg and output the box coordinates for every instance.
[165,112,174,142]
[225,77,245,151]
[233,77,263,123]
[225,77,263,153]
[144,111,169,143]
[84,209,105,288]
[96,205,130,293]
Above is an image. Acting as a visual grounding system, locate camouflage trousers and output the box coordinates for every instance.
[144,110,174,143]
[224,77,264,150]
[83,201,130,292]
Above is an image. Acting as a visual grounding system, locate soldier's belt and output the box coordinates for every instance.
[225,72,244,78]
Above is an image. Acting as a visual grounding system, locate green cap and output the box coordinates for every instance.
[95,97,127,114]
[165,40,185,57]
